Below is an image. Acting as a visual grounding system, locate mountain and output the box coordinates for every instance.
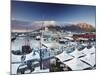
[36,23,95,32]
[76,23,95,32]
[47,25,84,32]
[46,23,95,32]
[11,20,95,32]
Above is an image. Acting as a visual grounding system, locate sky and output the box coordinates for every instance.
[11,1,96,26]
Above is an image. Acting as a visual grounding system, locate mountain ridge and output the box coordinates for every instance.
[11,20,95,32]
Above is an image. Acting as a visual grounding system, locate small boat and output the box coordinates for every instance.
[12,45,32,55]
[11,37,16,42]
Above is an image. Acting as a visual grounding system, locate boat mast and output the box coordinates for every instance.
[40,20,44,69]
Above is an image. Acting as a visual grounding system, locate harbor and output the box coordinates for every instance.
[11,29,96,74]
